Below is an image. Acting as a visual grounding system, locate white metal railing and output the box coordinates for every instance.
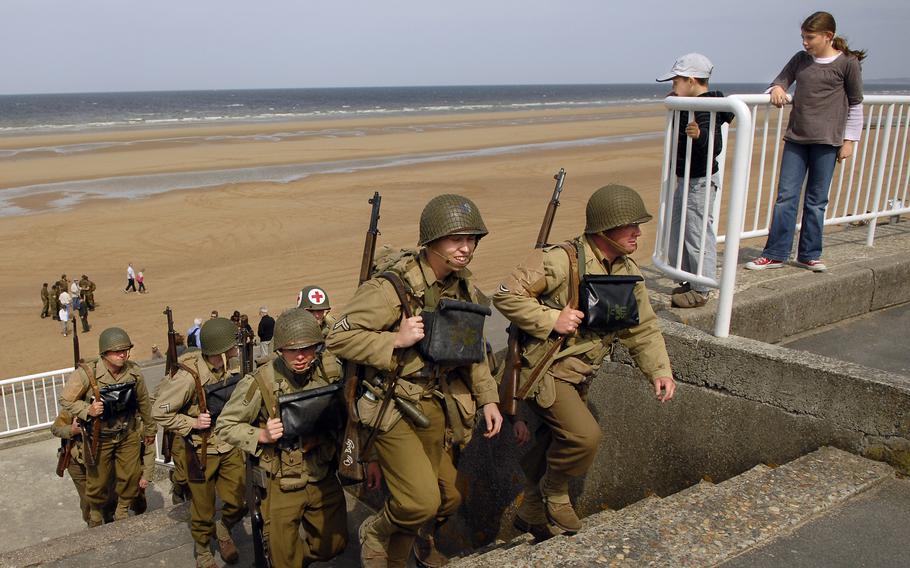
[654,94,910,337]
[0,367,73,437]
[653,96,753,337]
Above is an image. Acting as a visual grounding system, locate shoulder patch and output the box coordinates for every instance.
[498,284,509,294]
[333,316,351,332]
[158,402,170,413]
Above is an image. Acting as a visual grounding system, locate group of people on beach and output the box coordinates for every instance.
[41,274,95,336]
[49,10,864,568]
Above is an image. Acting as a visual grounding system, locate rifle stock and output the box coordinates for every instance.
[247,457,272,567]
[161,307,179,463]
[59,320,82,474]
[500,168,567,418]
[338,191,381,485]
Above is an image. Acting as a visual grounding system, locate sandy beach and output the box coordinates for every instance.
[1,105,677,377]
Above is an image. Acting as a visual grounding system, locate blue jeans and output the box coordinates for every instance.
[763,141,838,262]
[668,175,717,293]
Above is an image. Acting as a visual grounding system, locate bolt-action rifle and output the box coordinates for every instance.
[160,307,179,463]
[240,327,271,567]
[499,168,566,417]
[337,192,382,484]
[56,322,83,476]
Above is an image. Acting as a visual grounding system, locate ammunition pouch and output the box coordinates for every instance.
[416,298,491,366]
[203,373,243,425]
[579,275,642,332]
[98,382,137,421]
[278,383,344,443]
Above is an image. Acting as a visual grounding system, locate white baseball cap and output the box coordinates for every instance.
[656,53,714,82]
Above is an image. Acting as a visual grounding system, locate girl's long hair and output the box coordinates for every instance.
[802,11,867,62]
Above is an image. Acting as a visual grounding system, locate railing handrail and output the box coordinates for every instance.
[0,367,74,386]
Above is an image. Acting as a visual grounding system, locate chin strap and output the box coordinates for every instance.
[599,233,635,256]
[427,246,473,269]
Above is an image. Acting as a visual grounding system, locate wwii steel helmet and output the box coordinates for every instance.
[99,327,133,353]
[200,317,238,356]
[418,194,489,246]
[297,285,331,311]
[273,308,325,351]
[584,184,653,234]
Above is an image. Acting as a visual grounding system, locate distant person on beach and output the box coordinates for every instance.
[51,282,62,320]
[79,274,97,310]
[256,307,274,358]
[210,310,219,319]
[186,318,203,349]
[41,282,51,318]
[59,304,70,337]
[656,53,734,309]
[59,287,73,320]
[75,296,91,333]
[137,268,147,293]
[746,11,865,273]
[125,263,137,293]
[70,278,81,298]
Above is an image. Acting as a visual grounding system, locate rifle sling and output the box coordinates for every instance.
[79,362,102,462]
[514,243,579,400]
[177,362,209,471]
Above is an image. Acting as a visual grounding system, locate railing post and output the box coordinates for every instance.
[867,104,896,247]
[714,98,753,338]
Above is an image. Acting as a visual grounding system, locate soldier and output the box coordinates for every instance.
[41,282,51,318]
[326,194,503,568]
[51,282,62,321]
[59,327,157,526]
[296,285,335,335]
[79,274,97,310]
[215,308,347,568]
[152,318,247,568]
[493,184,676,538]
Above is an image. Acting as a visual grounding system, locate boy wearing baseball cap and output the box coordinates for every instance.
[657,53,734,309]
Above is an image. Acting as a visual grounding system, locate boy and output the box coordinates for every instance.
[657,53,734,308]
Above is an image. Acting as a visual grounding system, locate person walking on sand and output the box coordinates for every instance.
[137,269,147,294]
[41,282,51,318]
[125,263,137,293]
[746,11,865,273]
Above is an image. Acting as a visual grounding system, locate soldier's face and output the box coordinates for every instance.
[603,223,642,253]
[102,348,130,370]
[430,235,477,269]
[280,345,318,373]
[309,309,329,324]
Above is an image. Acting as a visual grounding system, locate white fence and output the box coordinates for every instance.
[653,94,910,337]
[0,367,72,437]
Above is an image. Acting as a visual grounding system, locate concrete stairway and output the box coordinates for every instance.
[451,447,894,567]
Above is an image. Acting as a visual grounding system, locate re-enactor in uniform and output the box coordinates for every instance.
[59,327,156,526]
[493,184,676,538]
[214,309,347,568]
[152,318,248,568]
[326,194,504,568]
[297,284,336,336]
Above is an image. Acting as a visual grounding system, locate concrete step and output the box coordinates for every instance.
[451,447,893,567]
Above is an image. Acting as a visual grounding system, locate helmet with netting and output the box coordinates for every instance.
[273,308,324,351]
[418,194,488,246]
[200,317,238,356]
[297,285,331,311]
[584,184,653,234]
[99,327,133,353]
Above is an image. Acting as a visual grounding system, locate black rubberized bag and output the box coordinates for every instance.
[204,373,244,424]
[573,240,642,333]
[278,382,344,439]
[98,382,137,420]
[417,298,491,366]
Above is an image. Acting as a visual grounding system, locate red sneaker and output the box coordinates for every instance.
[745,257,784,270]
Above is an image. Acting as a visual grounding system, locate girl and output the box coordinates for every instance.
[746,11,865,272]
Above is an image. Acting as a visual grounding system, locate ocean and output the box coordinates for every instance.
[2,83,907,134]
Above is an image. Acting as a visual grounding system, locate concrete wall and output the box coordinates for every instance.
[446,319,910,550]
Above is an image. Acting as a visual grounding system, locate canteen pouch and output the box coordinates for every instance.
[278,383,344,440]
[417,298,491,366]
[98,382,137,421]
[579,275,643,332]
[203,373,244,424]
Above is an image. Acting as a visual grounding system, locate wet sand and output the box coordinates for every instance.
[1,105,671,377]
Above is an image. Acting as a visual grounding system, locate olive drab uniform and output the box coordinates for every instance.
[151,349,247,561]
[59,359,155,525]
[326,248,499,565]
[214,344,346,567]
[41,284,51,318]
[50,409,95,524]
[79,275,96,310]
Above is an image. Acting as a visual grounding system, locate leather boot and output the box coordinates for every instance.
[541,468,581,534]
[388,531,416,568]
[514,484,556,541]
[88,508,104,528]
[113,499,131,521]
[414,519,449,567]
[360,513,391,568]
[194,543,218,568]
[216,521,240,564]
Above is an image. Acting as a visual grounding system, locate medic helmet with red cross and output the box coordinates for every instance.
[297,285,331,311]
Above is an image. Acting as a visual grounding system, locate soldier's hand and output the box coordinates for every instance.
[194,413,212,430]
[70,421,83,436]
[653,376,676,402]
[393,315,425,348]
[259,418,284,443]
[366,461,383,491]
[553,307,585,335]
[144,436,156,447]
[139,478,149,490]
[513,419,531,445]
[88,400,104,417]
[685,121,700,140]
[482,403,503,438]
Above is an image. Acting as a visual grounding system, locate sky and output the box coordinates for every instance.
[0,0,906,95]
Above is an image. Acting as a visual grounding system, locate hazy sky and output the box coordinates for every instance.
[1,0,905,94]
